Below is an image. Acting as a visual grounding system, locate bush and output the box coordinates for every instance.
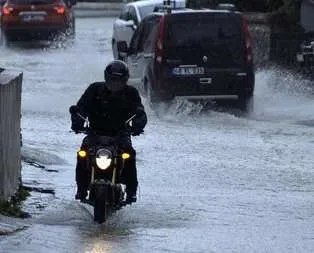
[186,0,301,30]
[0,187,30,218]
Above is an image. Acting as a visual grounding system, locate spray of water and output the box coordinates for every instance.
[145,66,314,124]
[252,65,314,122]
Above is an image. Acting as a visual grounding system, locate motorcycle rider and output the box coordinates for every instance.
[70,60,147,204]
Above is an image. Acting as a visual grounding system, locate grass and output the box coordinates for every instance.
[0,187,31,218]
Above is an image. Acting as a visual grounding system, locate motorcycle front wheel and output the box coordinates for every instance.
[93,183,108,223]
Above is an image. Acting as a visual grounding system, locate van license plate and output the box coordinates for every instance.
[172,67,204,76]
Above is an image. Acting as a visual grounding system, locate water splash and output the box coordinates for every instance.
[252,65,314,122]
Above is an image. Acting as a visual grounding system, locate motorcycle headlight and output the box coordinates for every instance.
[96,148,112,170]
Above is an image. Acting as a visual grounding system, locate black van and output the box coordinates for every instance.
[117,7,255,111]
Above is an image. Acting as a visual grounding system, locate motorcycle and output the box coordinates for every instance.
[69,105,140,223]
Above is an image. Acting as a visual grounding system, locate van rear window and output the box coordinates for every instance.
[165,14,245,67]
[11,0,56,4]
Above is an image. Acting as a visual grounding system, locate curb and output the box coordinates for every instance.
[74,2,124,10]
[0,215,28,235]
[73,2,124,17]
[74,9,120,17]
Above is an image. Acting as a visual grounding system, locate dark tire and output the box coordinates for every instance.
[146,79,168,107]
[0,32,4,46]
[113,184,124,210]
[147,83,158,108]
[93,185,107,223]
[142,77,149,97]
[1,31,10,46]
[66,19,75,39]
[70,20,75,37]
[237,94,254,114]
[112,40,122,60]
[0,29,3,45]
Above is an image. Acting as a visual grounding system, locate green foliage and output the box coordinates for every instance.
[234,0,268,11]
[265,0,283,11]
[0,187,30,218]
[268,0,302,31]
[15,187,30,202]
[0,201,22,217]
[276,0,300,20]
[186,0,302,30]
[187,0,300,14]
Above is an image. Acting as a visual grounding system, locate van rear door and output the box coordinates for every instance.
[164,12,246,72]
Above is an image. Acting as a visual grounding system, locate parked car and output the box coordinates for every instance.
[112,0,185,60]
[117,7,255,111]
[296,36,314,67]
[1,0,76,41]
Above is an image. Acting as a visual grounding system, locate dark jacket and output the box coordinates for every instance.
[72,82,147,136]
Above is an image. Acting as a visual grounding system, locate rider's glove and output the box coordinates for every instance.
[70,111,85,134]
[131,127,144,136]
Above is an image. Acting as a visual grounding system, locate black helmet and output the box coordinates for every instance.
[104,60,129,92]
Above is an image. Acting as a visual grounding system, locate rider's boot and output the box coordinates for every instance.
[75,187,87,201]
[125,191,137,204]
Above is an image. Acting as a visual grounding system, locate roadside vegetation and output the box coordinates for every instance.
[0,187,30,218]
[186,0,301,30]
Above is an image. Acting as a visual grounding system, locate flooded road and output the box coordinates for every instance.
[0,17,313,253]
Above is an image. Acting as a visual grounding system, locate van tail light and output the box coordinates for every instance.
[155,16,165,64]
[242,17,253,64]
[54,6,65,14]
[2,6,14,15]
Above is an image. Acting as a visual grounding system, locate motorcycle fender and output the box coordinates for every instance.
[90,179,112,203]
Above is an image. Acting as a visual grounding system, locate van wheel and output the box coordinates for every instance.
[112,40,122,60]
[68,19,75,38]
[142,77,148,97]
[146,80,161,107]
[0,31,8,46]
[112,40,118,60]
[0,32,4,46]
[237,94,253,114]
[146,83,154,107]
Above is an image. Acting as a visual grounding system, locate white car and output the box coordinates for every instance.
[112,0,186,60]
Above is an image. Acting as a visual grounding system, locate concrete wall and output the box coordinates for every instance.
[0,70,23,202]
[301,0,314,33]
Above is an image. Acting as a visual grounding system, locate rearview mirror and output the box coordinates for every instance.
[125,20,137,31]
[69,105,79,114]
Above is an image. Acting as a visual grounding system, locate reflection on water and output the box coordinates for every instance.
[86,240,112,253]
[2,38,75,50]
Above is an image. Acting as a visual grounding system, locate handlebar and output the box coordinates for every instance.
[70,127,144,136]
[70,105,143,136]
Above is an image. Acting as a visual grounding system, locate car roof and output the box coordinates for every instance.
[149,8,242,17]
[126,0,186,9]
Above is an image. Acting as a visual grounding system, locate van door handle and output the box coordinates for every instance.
[131,63,138,66]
